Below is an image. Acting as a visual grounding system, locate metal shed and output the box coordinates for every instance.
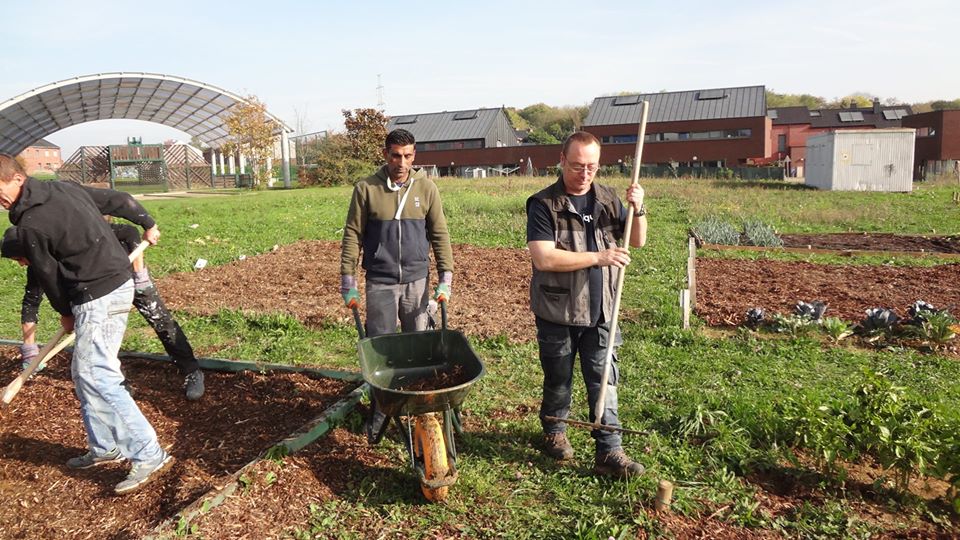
[804,129,915,192]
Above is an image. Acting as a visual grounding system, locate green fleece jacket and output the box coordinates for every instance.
[340,165,453,284]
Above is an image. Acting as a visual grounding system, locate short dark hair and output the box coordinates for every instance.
[1,226,24,260]
[561,131,600,156]
[385,129,416,149]
[0,154,26,182]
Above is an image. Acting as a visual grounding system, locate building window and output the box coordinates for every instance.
[417,139,483,151]
[778,134,787,153]
[615,128,753,144]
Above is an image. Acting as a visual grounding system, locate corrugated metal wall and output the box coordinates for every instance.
[805,130,914,192]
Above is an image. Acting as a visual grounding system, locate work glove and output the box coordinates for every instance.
[341,275,360,309]
[20,343,42,373]
[433,271,453,303]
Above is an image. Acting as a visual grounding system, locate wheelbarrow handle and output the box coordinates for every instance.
[439,298,448,331]
[351,305,365,340]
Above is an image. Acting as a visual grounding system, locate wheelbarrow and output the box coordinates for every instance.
[352,302,485,502]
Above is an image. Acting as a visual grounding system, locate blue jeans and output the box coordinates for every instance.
[536,317,623,453]
[71,279,165,464]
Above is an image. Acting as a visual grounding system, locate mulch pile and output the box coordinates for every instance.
[158,241,536,343]
[0,347,355,539]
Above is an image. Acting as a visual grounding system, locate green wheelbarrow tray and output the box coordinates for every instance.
[358,328,485,418]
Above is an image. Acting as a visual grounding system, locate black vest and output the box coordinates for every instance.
[527,178,625,326]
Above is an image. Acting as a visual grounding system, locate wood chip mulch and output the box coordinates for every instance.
[158,241,536,343]
[0,347,356,539]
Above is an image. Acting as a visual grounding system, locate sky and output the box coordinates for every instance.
[2,0,957,157]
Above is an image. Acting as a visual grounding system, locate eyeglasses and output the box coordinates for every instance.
[565,163,600,174]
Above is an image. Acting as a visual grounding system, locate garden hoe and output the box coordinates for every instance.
[1,241,150,408]
[544,100,650,437]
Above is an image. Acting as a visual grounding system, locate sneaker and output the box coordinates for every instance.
[543,432,575,461]
[594,449,645,478]
[66,448,125,470]
[114,452,175,495]
[184,370,205,401]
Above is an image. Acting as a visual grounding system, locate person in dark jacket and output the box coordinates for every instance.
[0,154,173,495]
[525,132,647,478]
[12,221,205,400]
[339,129,454,441]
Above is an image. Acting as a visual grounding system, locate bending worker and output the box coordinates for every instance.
[0,154,173,494]
[13,219,205,401]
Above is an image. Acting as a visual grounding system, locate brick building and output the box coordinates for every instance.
[17,138,62,175]
[901,109,960,179]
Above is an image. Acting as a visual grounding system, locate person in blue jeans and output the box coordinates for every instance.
[525,132,648,478]
[0,154,173,495]
[16,221,205,401]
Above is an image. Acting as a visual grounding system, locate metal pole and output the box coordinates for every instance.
[593,100,649,426]
[281,131,291,188]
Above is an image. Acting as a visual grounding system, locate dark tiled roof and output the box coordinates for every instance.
[810,105,912,128]
[770,104,913,128]
[29,138,60,149]
[768,106,815,125]
[386,108,513,143]
[584,85,766,126]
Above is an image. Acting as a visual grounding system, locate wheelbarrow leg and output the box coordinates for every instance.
[365,401,391,444]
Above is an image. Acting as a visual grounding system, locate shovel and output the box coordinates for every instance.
[547,100,650,436]
[1,240,150,406]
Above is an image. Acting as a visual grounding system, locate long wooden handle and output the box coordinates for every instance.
[593,100,649,425]
[1,240,151,406]
[1,328,71,404]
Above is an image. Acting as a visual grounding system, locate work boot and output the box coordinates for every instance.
[542,432,575,461]
[114,452,175,495]
[184,370,205,401]
[594,449,645,478]
[66,448,125,469]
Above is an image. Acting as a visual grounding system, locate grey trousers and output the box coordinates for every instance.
[365,278,429,337]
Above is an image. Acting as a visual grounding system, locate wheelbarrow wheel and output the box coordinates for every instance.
[414,413,449,502]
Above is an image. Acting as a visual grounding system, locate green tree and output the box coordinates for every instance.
[342,108,387,166]
[221,95,278,189]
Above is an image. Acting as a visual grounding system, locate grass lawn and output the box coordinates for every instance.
[1,176,958,538]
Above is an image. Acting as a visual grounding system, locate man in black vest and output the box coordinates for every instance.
[525,131,647,477]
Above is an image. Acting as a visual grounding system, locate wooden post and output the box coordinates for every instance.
[680,289,690,329]
[655,480,674,512]
[687,237,697,309]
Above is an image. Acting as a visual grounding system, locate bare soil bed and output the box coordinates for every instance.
[696,233,960,327]
[158,241,536,343]
[696,258,960,327]
[0,347,355,539]
[780,232,960,254]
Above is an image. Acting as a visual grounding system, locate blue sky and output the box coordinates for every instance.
[2,0,955,156]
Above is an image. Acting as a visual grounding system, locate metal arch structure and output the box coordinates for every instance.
[0,72,293,187]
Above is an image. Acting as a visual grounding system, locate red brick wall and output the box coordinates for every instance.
[902,110,960,161]
[17,146,63,175]
[414,116,770,171]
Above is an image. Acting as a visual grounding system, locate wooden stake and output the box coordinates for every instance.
[680,289,690,329]
[655,480,674,512]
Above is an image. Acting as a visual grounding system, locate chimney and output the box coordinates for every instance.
[873,98,881,115]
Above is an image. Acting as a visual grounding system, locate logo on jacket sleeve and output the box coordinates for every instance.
[414,196,421,208]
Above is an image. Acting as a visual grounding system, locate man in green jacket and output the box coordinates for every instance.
[340,128,454,440]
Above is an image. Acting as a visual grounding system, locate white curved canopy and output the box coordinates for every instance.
[0,72,291,155]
